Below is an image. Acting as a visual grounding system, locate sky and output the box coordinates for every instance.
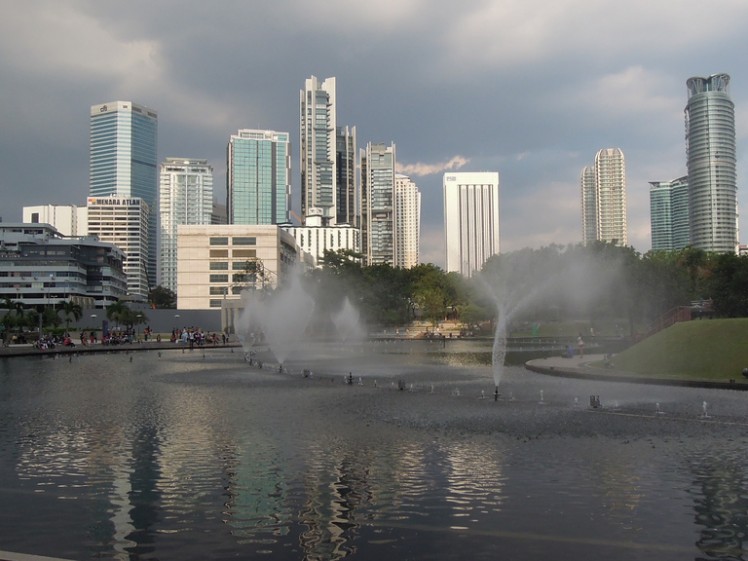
[1,0,748,267]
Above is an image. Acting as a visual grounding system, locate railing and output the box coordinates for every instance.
[644,306,692,338]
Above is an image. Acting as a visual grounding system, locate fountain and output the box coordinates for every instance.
[236,268,363,367]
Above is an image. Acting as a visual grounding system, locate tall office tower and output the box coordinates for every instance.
[87,197,150,299]
[394,174,421,268]
[300,76,360,228]
[361,142,396,265]
[159,158,214,293]
[90,101,158,287]
[649,176,689,251]
[685,74,738,253]
[580,148,627,246]
[443,172,500,277]
[23,204,88,237]
[300,76,336,225]
[336,125,359,226]
[580,166,597,245]
[227,129,291,226]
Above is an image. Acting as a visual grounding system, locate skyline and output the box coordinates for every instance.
[1,1,748,267]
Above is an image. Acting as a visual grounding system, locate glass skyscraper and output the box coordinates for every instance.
[685,73,737,253]
[89,101,158,289]
[300,76,359,228]
[226,129,290,226]
[361,143,396,266]
[649,177,689,252]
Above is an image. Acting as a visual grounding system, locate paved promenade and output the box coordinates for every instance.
[525,353,748,390]
[0,340,241,358]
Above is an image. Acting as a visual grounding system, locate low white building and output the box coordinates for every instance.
[176,224,305,310]
[284,212,360,267]
[23,204,88,237]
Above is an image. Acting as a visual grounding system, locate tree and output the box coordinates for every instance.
[58,300,82,330]
[148,286,176,309]
[106,301,129,328]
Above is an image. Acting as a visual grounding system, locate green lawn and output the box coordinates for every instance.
[610,318,748,381]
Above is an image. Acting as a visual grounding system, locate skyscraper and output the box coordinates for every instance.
[580,148,627,246]
[580,166,596,245]
[300,76,359,227]
[649,176,689,251]
[89,101,158,287]
[443,172,500,277]
[300,76,335,225]
[394,174,421,269]
[361,142,396,266]
[159,158,214,293]
[685,73,738,253]
[226,129,290,226]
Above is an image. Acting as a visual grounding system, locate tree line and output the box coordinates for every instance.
[301,244,748,334]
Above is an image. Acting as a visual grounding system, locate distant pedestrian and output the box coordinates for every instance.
[577,334,585,357]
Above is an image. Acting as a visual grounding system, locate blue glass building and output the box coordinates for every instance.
[89,101,158,289]
[227,130,290,226]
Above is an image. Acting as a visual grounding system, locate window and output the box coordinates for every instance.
[209,262,229,270]
[233,249,256,258]
[209,274,228,283]
[210,250,228,258]
[233,237,256,245]
[210,237,228,245]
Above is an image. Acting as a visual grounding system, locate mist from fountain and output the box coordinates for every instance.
[236,269,364,367]
[481,247,625,389]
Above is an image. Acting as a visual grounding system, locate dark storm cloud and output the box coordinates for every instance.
[2,0,748,266]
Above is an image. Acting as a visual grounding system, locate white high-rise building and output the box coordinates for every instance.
[300,76,359,227]
[443,172,500,277]
[23,205,88,237]
[395,174,421,269]
[361,142,396,266]
[159,158,214,293]
[580,148,627,247]
[685,74,738,253]
[87,197,150,299]
[89,101,158,286]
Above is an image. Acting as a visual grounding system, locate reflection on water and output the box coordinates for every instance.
[1,350,748,560]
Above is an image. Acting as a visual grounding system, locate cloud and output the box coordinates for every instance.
[397,156,470,177]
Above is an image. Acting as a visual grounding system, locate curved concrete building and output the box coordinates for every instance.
[685,73,737,253]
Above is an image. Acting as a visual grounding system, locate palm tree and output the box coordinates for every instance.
[59,300,83,331]
[106,301,129,329]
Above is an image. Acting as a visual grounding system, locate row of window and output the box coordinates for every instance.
[209,237,256,246]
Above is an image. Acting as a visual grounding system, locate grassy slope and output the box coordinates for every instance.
[610,318,748,380]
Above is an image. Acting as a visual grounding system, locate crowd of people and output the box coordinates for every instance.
[171,327,226,347]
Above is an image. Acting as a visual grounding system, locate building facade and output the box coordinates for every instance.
[159,158,214,293]
[336,125,359,227]
[284,224,360,267]
[580,148,627,246]
[176,225,302,310]
[23,205,89,237]
[443,172,500,277]
[361,142,396,266]
[86,197,150,300]
[300,76,337,225]
[227,129,290,226]
[394,174,421,269]
[649,176,689,251]
[580,166,597,245]
[0,223,126,309]
[300,76,359,228]
[685,74,738,253]
[89,101,158,284]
